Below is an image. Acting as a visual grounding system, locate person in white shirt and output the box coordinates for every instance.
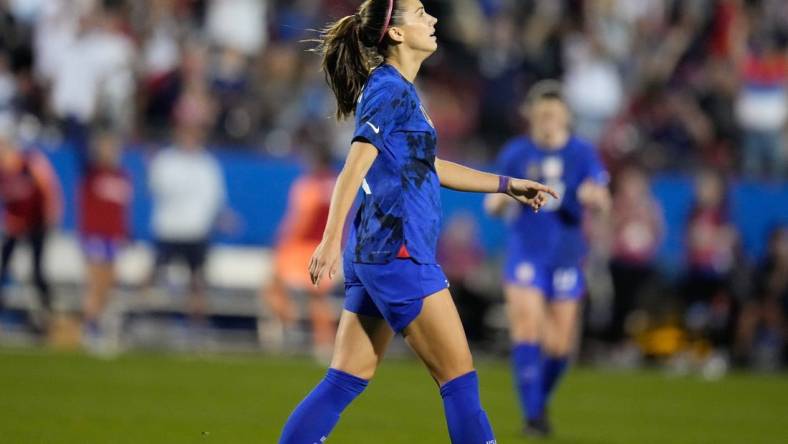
[148,120,226,323]
[47,4,135,148]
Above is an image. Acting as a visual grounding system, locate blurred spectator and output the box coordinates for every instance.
[210,47,254,144]
[49,3,136,147]
[735,225,788,369]
[77,130,132,351]
[608,165,665,343]
[682,169,739,350]
[0,52,14,114]
[258,147,337,359]
[148,118,226,325]
[136,0,185,134]
[475,9,527,150]
[33,0,92,85]
[437,212,487,344]
[206,0,266,56]
[172,42,215,133]
[563,24,623,144]
[734,30,787,179]
[0,118,62,326]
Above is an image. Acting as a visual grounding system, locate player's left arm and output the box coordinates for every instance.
[435,157,559,211]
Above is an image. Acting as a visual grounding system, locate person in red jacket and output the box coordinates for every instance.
[0,123,62,326]
[77,130,132,343]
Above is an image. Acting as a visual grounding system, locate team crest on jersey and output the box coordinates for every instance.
[542,156,563,179]
[420,104,435,128]
[515,262,535,284]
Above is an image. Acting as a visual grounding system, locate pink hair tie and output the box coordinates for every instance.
[378,0,394,43]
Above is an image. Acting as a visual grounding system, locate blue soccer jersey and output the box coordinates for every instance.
[346,64,441,264]
[496,135,608,269]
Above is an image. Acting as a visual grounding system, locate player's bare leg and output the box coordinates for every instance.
[330,310,394,379]
[402,289,496,442]
[402,289,474,384]
[504,285,547,343]
[544,300,580,357]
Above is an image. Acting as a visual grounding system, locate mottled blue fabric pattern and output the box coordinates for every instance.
[347,64,441,264]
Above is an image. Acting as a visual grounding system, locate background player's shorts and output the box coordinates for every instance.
[81,235,122,264]
[504,257,585,301]
[154,239,208,272]
[343,258,449,333]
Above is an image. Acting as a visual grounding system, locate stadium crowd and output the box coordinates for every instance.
[0,0,787,371]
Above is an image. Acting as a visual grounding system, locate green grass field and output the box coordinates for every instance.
[1,348,787,444]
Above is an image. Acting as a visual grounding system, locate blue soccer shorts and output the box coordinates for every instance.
[503,257,585,301]
[343,258,449,333]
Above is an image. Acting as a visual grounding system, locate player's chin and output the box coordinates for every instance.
[420,37,438,52]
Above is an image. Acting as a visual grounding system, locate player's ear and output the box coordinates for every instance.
[387,25,405,44]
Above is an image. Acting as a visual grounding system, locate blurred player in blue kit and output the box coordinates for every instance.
[278,1,559,443]
[485,80,611,437]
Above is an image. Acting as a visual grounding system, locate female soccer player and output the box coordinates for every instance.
[485,80,610,437]
[278,1,557,443]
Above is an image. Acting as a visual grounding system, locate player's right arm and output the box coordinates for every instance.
[309,141,378,286]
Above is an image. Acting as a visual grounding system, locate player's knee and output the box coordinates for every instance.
[545,334,573,356]
[510,319,541,343]
[429,353,474,385]
[330,355,380,380]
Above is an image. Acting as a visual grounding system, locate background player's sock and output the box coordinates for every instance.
[542,355,569,402]
[440,371,496,444]
[512,342,545,420]
[279,368,368,444]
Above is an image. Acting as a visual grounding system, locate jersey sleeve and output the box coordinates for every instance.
[352,80,409,151]
[494,140,522,178]
[582,143,610,185]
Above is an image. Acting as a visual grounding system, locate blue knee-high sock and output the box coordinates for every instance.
[440,371,496,444]
[512,342,544,421]
[279,368,368,444]
[542,355,569,402]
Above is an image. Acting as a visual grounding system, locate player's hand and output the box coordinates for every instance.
[507,178,560,212]
[308,237,341,287]
[578,180,611,213]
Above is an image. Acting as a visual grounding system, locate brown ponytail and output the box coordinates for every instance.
[314,0,400,120]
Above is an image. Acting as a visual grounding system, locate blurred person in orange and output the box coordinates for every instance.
[77,129,132,350]
[0,117,62,328]
[259,148,338,359]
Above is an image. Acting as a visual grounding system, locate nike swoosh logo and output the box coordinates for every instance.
[365,121,380,134]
